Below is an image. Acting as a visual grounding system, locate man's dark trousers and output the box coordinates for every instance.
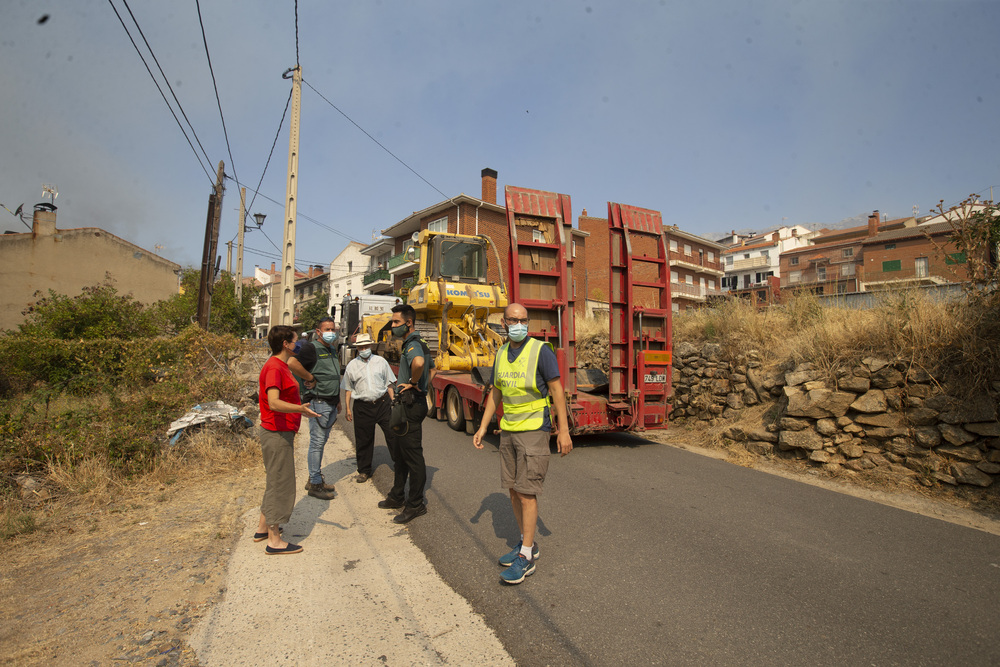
[386,393,427,509]
[352,394,390,477]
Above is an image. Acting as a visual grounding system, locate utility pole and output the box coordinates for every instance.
[236,187,246,302]
[279,66,302,325]
[197,161,226,329]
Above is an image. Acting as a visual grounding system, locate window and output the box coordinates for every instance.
[708,251,715,262]
[755,272,766,283]
[884,243,896,250]
[708,279,715,290]
[841,264,855,276]
[882,260,902,272]
[726,255,733,265]
[744,253,750,259]
[684,244,692,256]
[671,270,679,283]
[762,250,770,259]
[531,229,545,243]
[439,239,486,281]
[837,283,847,294]
[817,267,827,281]
[346,280,352,286]
[348,260,353,272]
[945,252,967,265]
[670,239,678,251]
[789,271,801,283]
[790,257,799,266]
[915,257,929,277]
[572,240,577,258]
[428,216,448,233]
[685,275,693,285]
[842,248,853,258]
[672,302,679,313]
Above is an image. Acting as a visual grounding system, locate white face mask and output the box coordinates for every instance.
[359,348,372,359]
[321,331,338,344]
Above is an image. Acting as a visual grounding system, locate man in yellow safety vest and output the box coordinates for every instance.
[473,302,573,585]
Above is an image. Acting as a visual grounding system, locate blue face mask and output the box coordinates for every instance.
[359,348,372,359]
[507,323,528,342]
[321,331,338,344]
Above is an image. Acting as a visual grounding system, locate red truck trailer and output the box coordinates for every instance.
[426,185,672,437]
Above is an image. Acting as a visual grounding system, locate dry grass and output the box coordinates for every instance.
[671,291,981,386]
[575,314,609,339]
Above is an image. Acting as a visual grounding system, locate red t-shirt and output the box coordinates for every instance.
[259,356,302,432]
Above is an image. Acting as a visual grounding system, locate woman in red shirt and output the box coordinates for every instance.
[255,325,320,554]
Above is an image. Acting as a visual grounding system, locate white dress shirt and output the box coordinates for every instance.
[343,354,396,402]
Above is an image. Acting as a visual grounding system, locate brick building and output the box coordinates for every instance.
[362,169,587,303]
[860,218,973,289]
[780,211,915,295]
[664,227,724,312]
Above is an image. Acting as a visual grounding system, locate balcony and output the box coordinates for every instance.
[861,266,948,289]
[731,256,769,270]
[362,268,389,286]
[671,282,722,301]
[387,247,420,272]
[255,315,269,325]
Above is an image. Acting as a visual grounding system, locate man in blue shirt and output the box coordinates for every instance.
[474,302,572,584]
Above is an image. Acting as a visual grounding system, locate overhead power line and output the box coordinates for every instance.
[195,0,240,191]
[302,78,451,202]
[228,177,365,244]
[244,86,293,228]
[107,0,214,184]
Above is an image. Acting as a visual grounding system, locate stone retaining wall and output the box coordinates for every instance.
[670,341,1000,488]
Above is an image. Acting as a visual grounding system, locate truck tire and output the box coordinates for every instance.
[427,386,438,420]
[445,387,466,432]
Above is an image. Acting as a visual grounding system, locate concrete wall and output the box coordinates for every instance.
[0,208,180,331]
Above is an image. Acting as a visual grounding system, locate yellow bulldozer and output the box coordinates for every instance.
[358,229,508,372]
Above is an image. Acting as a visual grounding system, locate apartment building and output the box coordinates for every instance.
[329,241,368,304]
[780,211,915,295]
[664,227,725,312]
[720,225,817,304]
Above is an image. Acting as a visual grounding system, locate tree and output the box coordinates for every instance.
[150,268,261,337]
[925,195,1000,294]
[18,275,158,339]
[296,289,332,331]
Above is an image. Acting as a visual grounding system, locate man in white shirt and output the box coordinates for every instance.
[343,334,396,483]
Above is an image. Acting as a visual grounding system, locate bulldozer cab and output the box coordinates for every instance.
[419,232,489,284]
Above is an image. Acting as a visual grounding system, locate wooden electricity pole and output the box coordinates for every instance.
[197,161,226,329]
[236,186,247,302]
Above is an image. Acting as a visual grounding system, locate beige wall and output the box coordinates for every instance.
[0,209,181,331]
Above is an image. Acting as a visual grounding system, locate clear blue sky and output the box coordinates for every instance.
[2,0,997,274]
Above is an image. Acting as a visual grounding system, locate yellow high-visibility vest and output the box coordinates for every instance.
[495,337,550,432]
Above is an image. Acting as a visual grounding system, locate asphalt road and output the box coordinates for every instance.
[351,416,1000,666]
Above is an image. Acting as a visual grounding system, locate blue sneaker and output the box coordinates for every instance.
[500,555,535,585]
[498,542,539,567]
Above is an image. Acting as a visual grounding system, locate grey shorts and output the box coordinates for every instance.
[499,430,551,496]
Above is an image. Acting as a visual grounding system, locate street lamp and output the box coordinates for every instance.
[253,213,266,229]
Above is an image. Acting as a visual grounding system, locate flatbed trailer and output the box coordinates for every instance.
[427,185,672,437]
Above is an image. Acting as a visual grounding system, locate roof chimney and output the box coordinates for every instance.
[481,167,497,205]
[32,203,57,238]
[791,228,798,237]
[772,231,779,242]
[271,262,276,272]
[581,208,587,217]
[868,210,880,237]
